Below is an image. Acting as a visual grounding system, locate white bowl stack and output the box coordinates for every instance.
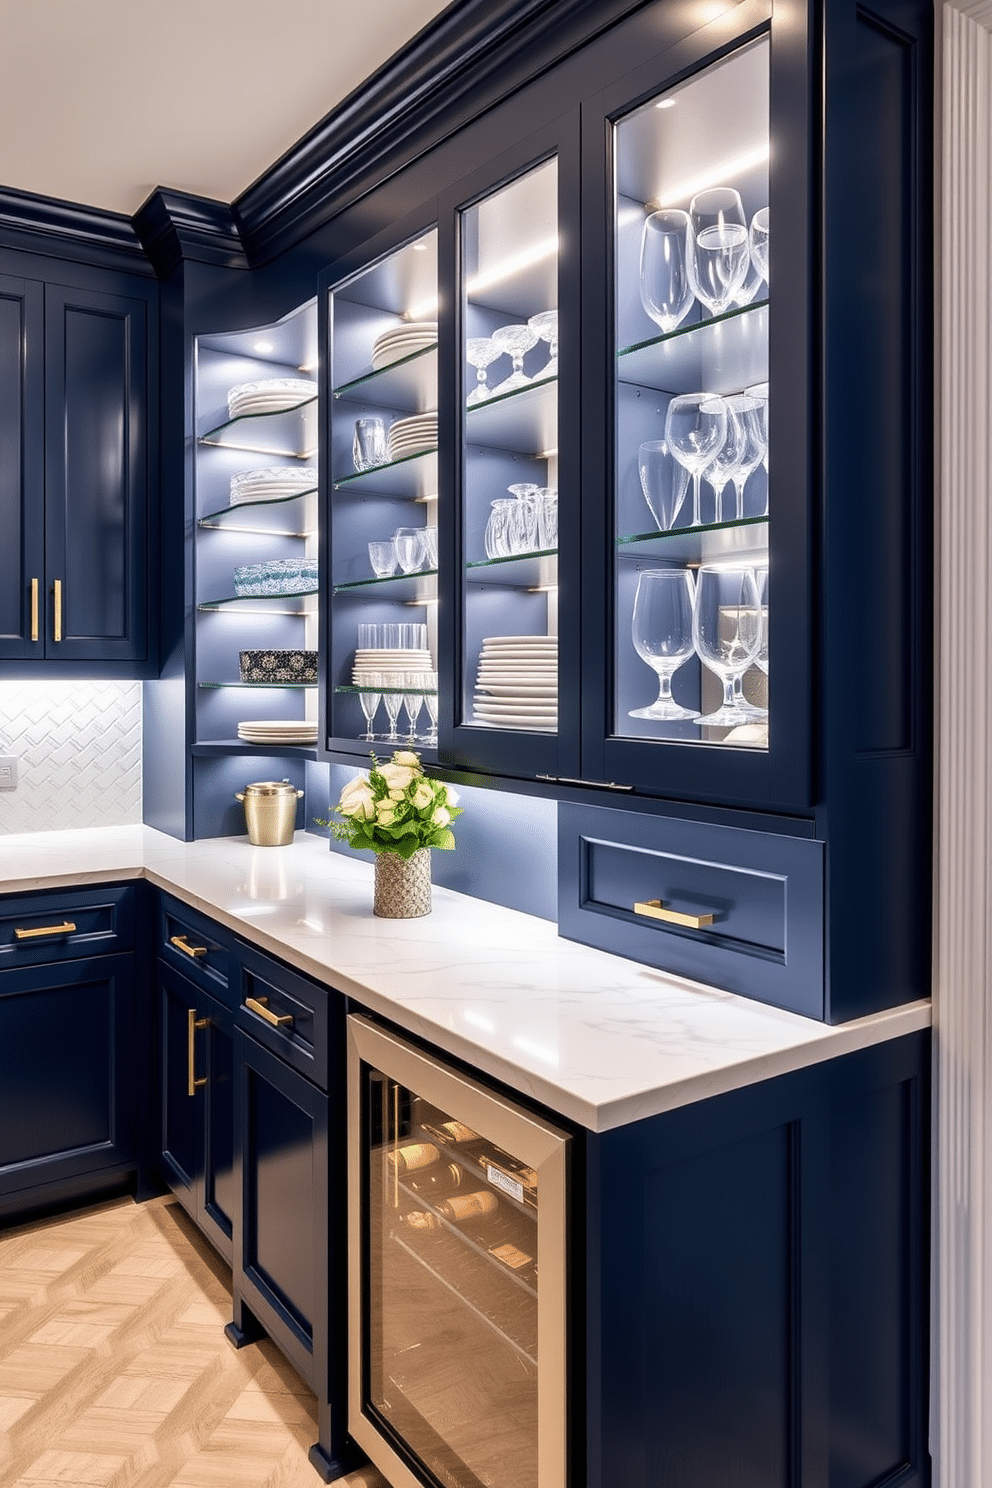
[236,719,318,746]
[227,378,317,418]
[371,322,437,371]
[472,636,558,732]
[387,412,438,462]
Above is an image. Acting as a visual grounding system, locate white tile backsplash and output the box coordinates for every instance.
[0,681,142,835]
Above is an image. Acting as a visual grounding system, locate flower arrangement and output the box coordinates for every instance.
[327,751,462,860]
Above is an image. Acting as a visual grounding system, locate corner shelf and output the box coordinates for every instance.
[198,488,317,534]
[333,345,438,413]
[199,398,318,458]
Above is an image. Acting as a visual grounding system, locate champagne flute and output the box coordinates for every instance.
[692,565,762,726]
[381,670,404,743]
[358,669,382,742]
[743,381,770,513]
[423,671,439,746]
[638,209,694,333]
[687,188,750,316]
[628,568,699,720]
[401,672,424,743]
[665,393,727,527]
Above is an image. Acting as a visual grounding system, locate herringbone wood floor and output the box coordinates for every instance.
[0,1195,387,1488]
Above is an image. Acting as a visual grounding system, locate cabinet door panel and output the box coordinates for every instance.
[158,962,202,1203]
[0,953,135,1196]
[202,995,236,1257]
[0,274,44,659]
[44,284,148,662]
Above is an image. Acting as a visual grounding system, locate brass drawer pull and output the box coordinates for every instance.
[171,934,207,958]
[246,996,294,1028]
[187,1009,208,1096]
[633,899,715,930]
[53,578,62,642]
[14,920,77,940]
[30,578,39,642]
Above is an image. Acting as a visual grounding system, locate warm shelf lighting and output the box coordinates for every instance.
[655,145,770,208]
[403,234,559,320]
[655,98,677,109]
[254,339,275,354]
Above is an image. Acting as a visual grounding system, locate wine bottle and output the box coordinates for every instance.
[436,1190,499,1224]
[423,1119,484,1148]
[387,1141,440,1174]
[407,1162,464,1196]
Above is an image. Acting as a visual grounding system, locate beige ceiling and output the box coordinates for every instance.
[0,0,453,216]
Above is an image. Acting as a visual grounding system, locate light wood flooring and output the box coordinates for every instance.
[0,1194,387,1488]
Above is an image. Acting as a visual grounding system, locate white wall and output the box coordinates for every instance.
[0,681,142,835]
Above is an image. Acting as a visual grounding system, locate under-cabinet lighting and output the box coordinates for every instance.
[403,234,559,320]
[528,584,559,594]
[254,339,275,354]
[414,492,439,503]
[654,145,770,208]
[412,241,429,251]
[537,446,559,460]
[655,98,677,109]
[405,597,439,606]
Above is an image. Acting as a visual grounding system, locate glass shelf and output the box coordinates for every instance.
[617,302,768,398]
[336,685,437,696]
[198,487,317,534]
[465,550,558,588]
[333,345,438,413]
[334,570,437,601]
[198,681,317,689]
[617,517,768,564]
[333,448,438,499]
[199,398,318,458]
[465,376,556,455]
[198,590,318,614]
[192,740,319,758]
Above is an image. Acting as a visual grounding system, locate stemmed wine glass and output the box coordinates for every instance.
[702,402,746,524]
[749,208,770,284]
[358,669,382,742]
[628,568,699,720]
[687,188,751,316]
[423,671,439,746]
[490,322,539,393]
[734,252,766,306]
[723,393,767,520]
[638,441,690,531]
[527,310,558,378]
[752,564,769,715]
[401,672,424,743]
[692,565,762,726]
[665,393,728,527]
[465,337,502,404]
[381,670,405,743]
[638,209,694,333]
[744,381,770,514]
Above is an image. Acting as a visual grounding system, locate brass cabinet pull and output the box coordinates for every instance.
[246,995,294,1028]
[187,1009,208,1096]
[633,899,715,930]
[171,934,207,958]
[30,578,39,642]
[53,579,62,642]
[14,920,76,940]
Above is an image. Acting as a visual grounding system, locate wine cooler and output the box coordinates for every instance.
[347,1015,569,1488]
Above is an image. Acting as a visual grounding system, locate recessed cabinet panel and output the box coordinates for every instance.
[612,40,770,756]
[0,277,43,654]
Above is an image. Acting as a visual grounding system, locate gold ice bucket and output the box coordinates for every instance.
[236,780,304,846]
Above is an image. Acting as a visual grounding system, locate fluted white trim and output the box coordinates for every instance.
[934,5,992,1483]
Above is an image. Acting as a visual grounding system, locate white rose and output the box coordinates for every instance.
[339,775,370,803]
[442,784,460,806]
[376,803,396,826]
[379,762,415,791]
[339,782,375,819]
[388,789,405,802]
[392,750,421,768]
[411,782,433,809]
[432,806,451,828]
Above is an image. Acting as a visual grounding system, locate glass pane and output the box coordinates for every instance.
[327,229,439,748]
[366,1068,540,1488]
[461,157,559,735]
[614,38,770,751]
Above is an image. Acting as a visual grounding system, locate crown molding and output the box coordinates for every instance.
[133,189,247,277]
[0,184,153,274]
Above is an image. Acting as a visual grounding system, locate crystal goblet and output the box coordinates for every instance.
[490,323,539,393]
[665,393,728,527]
[465,336,502,404]
[692,564,762,727]
[749,207,770,284]
[527,309,558,379]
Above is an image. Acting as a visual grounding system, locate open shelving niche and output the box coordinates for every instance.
[327,228,440,755]
[194,301,319,759]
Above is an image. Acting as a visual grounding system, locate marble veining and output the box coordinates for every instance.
[0,825,931,1132]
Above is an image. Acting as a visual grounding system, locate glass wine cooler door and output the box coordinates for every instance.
[347,1016,568,1488]
[613,38,770,753]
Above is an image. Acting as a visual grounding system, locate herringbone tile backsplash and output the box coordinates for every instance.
[0,682,142,834]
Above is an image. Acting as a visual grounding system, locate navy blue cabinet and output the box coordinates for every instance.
[0,886,138,1221]
[0,258,157,674]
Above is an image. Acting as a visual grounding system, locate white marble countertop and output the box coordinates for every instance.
[0,825,931,1133]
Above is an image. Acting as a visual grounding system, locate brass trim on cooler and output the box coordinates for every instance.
[170,934,207,958]
[633,898,715,930]
[30,578,39,642]
[187,1009,208,1096]
[245,995,293,1028]
[53,578,62,642]
[13,920,76,940]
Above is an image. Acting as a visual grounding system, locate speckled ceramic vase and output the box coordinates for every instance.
[373,848,432,918]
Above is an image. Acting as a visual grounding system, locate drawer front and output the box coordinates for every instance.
[159,895,231,1003]
[234,942,328,1090]
[559,802,825,1019]
[0,885,134,967]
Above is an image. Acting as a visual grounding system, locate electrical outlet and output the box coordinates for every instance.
[0,756,18,790]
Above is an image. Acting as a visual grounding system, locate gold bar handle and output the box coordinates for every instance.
[30,578,39,642]
[53,579,62,643]
[633,899,715,930]
[171,934,207,958]
[14,920,76,940]
[187,1009,208,1097]
[246,995,294,1028]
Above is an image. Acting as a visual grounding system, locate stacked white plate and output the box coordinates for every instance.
[473,636,558,731]
[387,412,438,462]
[352,648,433,686]
[237,719,318,746]
[371,322,437,371]
[227,378,317,418]
[229,466,317,506]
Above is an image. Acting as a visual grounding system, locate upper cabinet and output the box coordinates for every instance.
[0,264,157,675]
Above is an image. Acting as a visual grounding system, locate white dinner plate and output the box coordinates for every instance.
[471,714,557,731]
[475,684,558,698]
[481,635,558,646]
